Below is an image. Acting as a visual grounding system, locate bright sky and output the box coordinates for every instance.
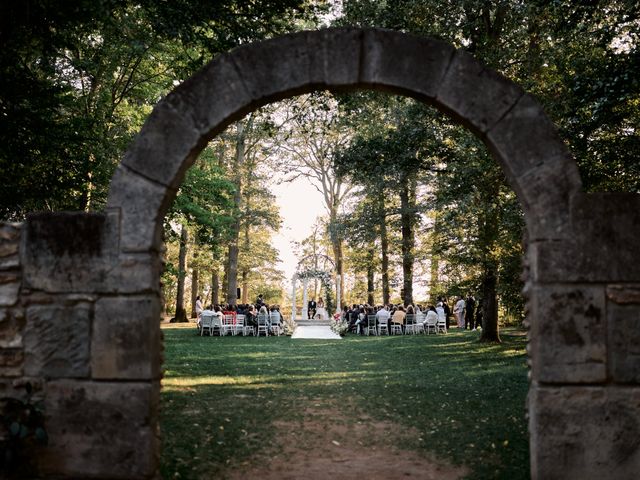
[271,173,326,282]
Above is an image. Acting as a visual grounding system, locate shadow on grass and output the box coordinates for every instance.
[160,327,529,480]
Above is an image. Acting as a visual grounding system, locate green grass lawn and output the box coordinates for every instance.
[160,325,529,479]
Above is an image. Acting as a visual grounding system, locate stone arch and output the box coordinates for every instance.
[13,27,631,479]
[107,28,581,255]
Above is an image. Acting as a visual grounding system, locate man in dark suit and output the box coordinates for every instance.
[308,298,316,319]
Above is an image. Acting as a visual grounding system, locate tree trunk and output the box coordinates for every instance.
[190,268,198,318]
[329,203,344,309]
[378,191,390,305]
[399,179,415,306]
[226,121,247,306]
[241,213,250,304]
[479,266,501,343]
[241,269,248,304]
[174,224,188,322]
[366,246,375,306]
[211,267,219,306]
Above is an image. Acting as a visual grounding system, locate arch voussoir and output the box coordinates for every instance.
[359,29,454,100]
[435,49,525,134]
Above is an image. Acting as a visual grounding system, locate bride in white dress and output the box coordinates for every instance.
[314,299,328,320]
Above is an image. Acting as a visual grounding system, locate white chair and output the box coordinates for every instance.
[378,316,390,335]
[366,315,378,336]
[256,313,270,336]
[389,319,402,335]
[222,314,235,336]
[269,312,282,336]
[436,311,447,334]
[234,314,247,335]
[425,312,437,335]
[200,313,214,336]
[415,313,425,334]
[211,314,223,336]
[404,314,417,335]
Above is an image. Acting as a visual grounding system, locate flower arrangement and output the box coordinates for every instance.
[330,316,349,336]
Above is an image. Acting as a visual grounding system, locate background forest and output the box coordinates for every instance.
[2,1,638,334]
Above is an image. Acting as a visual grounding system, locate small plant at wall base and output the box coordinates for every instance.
[0,383,48,477]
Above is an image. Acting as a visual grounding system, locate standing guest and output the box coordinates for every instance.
[474,298,483,331]
[308,298,317,319]
[195,295,203,323]
[435,302,446,326]
[442,298,451,329]
[355,306,367,334]
[256,294,264,308]
[465,294,476,330]
[454,296,466,329]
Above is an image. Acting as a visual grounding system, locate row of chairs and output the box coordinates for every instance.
[366,313,447,336]
[199,313,283,337]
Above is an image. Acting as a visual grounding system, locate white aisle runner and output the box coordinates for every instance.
[291,325,342,339]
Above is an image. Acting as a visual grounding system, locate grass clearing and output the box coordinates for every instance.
[160,325,529,479]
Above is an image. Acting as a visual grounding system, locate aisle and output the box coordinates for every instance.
[291,319,342,339]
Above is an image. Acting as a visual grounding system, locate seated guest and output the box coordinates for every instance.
[391,305,406,332]
[421,305,438,330]
[198,304,214,329]
[355,306,367,334]
[376,304,391,322]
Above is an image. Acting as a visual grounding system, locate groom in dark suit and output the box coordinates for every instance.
[308,298,316,319]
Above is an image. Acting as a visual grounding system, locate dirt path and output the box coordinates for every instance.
[227,407,468,480]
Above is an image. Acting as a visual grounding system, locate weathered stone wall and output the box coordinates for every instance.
[0,214,162,478]
[527,193,640,478]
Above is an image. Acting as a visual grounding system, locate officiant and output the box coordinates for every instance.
[308,298,316,319]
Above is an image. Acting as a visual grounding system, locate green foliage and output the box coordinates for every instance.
[160,325,529,479]
[0,0,325,220]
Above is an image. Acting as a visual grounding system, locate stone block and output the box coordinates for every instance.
[607,285,640,383]
[515,162,576,241]
[487,95,581,239]
[488,94,578,176]
[0,222,20,269]
[0,271,20,306]
[24,303,91,378]
[360,29,453,100]
[229,30,316,103]
[436,49,523,134]
[21,211,121,293]
[120,101,202,189]
[165,51,253,137]
[569,193,640,282]
[0,307,24,348]
[37,380,160,479]
[107,167,171,253]
[529,385,640,479]
[529,285,606,383]
[311,27,362,88]
[529,194,640,283]
[0,347,23,377]
[92,295,162,380]
[112,252,163,294]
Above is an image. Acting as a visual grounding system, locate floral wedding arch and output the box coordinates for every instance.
[290,254,340,320]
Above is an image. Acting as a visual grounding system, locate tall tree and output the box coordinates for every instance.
[275,94,354,305]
